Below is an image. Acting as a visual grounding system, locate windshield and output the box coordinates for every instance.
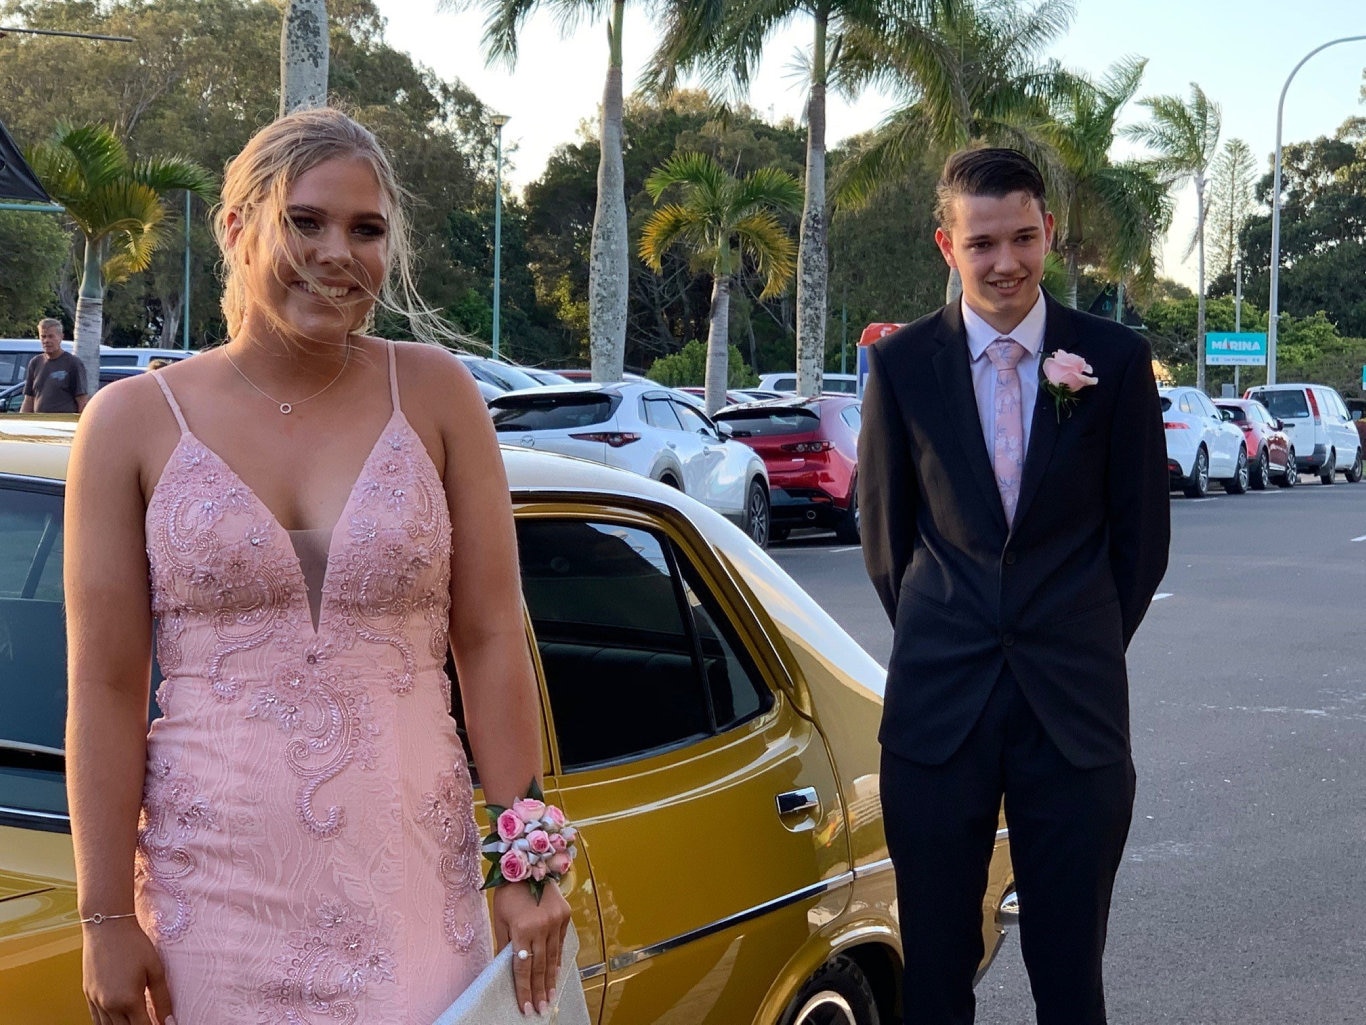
[712,407,820,437]
[489,392,618,431]
[1249,390,1308,418]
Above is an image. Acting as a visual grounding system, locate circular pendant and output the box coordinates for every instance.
[279,403,293,414]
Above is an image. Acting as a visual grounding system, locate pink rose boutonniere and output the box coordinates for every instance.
[1041,349,1098,421]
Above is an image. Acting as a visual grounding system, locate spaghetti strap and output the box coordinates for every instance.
[153,373,190,434]
[386,340,401,413]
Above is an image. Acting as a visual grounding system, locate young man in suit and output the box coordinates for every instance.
[857,148,1170,1024]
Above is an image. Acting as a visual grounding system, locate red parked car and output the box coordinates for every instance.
[1215,398,1298,489]
[713,396,861,542]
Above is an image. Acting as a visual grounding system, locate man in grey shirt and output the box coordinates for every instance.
[21,318,88,413]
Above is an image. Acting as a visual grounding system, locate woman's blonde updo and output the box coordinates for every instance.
[214,107,452,345]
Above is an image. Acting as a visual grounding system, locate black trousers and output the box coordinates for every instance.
[880,668,1136,1025]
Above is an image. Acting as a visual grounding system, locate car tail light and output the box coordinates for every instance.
[1163,422,1189,430]
[780,440,833,453]
[569,431,641,447]
[1306,390,1321,424]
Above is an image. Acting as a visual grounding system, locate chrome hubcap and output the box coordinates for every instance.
[793,991,857,1025]
[749,490,767,543]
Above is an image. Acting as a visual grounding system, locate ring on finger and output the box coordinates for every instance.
[517,948,531,961]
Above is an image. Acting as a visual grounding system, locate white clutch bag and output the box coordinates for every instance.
[431,921,591,1025]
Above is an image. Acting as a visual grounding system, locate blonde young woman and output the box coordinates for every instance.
[65,108,570,1025]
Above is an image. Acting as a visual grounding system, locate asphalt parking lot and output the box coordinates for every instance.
[769,479,1366,1024]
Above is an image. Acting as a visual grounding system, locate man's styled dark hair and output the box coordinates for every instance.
[935,148,1047,230]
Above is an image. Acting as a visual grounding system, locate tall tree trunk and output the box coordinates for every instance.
[1195,178,1207,393]
[1064,245,1080,309]
[705,274,731,416]
[589,1,629,382]
[795,13,829,398]
[74,235,103,395]
[944,267,963,304]
[281,0,329,115]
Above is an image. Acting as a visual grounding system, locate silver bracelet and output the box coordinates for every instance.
[80,912,138,925]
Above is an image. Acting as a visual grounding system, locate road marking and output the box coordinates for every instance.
[1152,593,1173,602]
[829,546,861,554]
[1352,535,1366,543]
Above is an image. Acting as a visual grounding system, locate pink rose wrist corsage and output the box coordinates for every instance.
[481,779,579,903]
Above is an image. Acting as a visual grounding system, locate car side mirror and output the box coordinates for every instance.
[1275,418,1285,430]
[715,421,734,439]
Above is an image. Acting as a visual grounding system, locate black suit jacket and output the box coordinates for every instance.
[858,292,1170,769]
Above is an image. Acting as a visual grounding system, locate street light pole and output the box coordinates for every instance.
[1267,34,1366,385]
[490,113,510,360]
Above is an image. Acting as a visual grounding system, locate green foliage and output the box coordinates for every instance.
[646,340,757,387]
[0,211,70,335]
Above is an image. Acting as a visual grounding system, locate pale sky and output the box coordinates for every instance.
[375,1,1366,288]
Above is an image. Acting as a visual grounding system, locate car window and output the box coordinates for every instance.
[713,408,820,436]
[1197,393,1219,419]
[673,402,715,435]
[489,393,618,431]
[0,481,70,819]
[1178,394,1192,414]
[841,405,861,432]
[1159,396,1172,412]
[0,352,28,387]
[1219,406,1247,423]
[642,396,683,431]
[516,519,772,770]
[1252,390,1308,419]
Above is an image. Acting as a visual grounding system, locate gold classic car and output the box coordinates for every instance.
[0,415,1015,1024]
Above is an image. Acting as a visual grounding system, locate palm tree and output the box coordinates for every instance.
[1046,56,1171,307]
[27,124,217,388]
[442,0,725,383]
[1124,83,1221,391]
[640,152,802,414]
[651,1,943,397]
[834,0,1080,301]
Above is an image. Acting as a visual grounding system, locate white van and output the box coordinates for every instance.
[1243,383,1362,484]
[99,346,195,368]
[0,340,194,388]
[756,371,858,395]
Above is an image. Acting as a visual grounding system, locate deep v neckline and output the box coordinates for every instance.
[161,408,403,637]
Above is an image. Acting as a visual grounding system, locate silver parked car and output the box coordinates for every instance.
[489,382,771,547]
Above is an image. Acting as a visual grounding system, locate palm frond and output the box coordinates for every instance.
[130,156,219,201]
[830,105,935,209]
[645,151,728,203]
[733,166,804,216]
[734,210,797,297]
[639,203,712,270]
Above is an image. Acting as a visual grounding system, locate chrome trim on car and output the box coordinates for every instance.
[0,805,70,824]
[606,872,855,971]
[578,962,606,982]
[996,827,1009,842]
[853,856,894,878]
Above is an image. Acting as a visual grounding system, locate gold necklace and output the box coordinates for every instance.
[223,344,351,415]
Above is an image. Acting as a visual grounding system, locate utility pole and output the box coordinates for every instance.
[281,0,328,115]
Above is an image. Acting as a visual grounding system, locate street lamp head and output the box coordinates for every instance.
[489,113,510,128]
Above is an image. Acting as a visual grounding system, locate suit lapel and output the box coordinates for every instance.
[930,302,1009,533]
[1013,295,1074,530]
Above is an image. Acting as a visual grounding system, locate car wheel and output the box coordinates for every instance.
[1278,448,1298,488]
[1182,446,1210,498]
[1224,447,1249,494]
[659,473,682,490]
[779,955,881,1025]
[834,486,860,544]
[1250,448,1270,490]
[1320,449,1335,485]
[745,478,770,547]
[1345,448,1363,483]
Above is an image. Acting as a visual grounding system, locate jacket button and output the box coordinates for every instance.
[1004,552,1017,565]
[1002,634,1016,647]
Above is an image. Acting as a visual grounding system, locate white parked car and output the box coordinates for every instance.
[755,372,857,395]
[489,382,771,546]
[1159,386,1248,497]
[1243,382,1363,484]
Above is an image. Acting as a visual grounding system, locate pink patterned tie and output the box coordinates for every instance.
[986,338,1026,524]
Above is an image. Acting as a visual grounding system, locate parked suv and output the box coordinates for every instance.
[1243,383,1362,484]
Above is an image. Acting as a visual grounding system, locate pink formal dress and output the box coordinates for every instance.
[136,342,491,1024]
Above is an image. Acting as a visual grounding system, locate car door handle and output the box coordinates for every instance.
[776,787,819,816]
